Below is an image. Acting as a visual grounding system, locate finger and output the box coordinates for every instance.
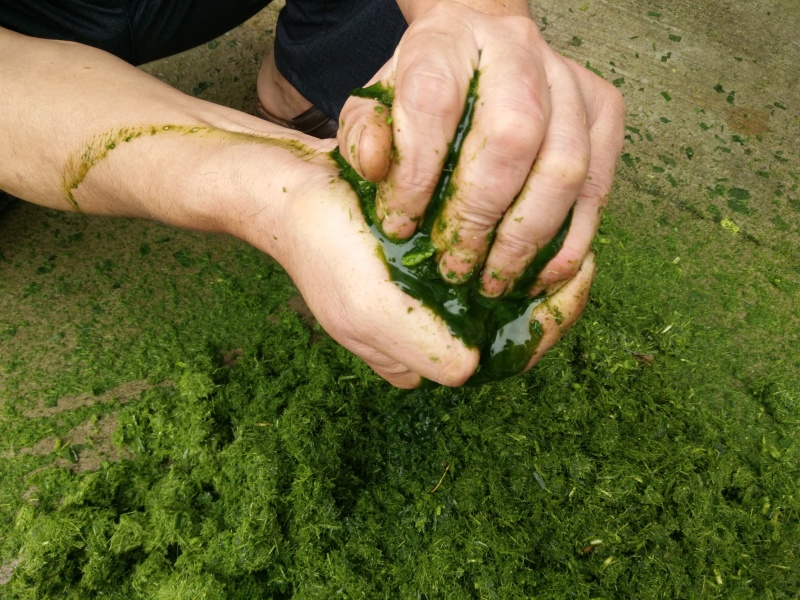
[347,279,480,387]
[303,269,479,388]
[286,177,481,388]
[338,71,395,182]
[378,15,478,239]
[525,251,596,369]
[529,67,625,296]
[479,53,589,297]
[432,17,551,283]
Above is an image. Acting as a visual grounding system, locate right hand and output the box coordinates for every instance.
[336,1,624,299]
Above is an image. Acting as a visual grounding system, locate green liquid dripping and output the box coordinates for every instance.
[333,74,570,385]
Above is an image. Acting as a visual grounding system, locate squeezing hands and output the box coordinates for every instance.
[0,1,625,389]
[337,0,625,299]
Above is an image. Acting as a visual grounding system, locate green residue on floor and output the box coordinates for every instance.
[2,0,800,596]
[1,198,798,597]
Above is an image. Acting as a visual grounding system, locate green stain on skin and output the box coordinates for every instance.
[333,72,570,385]
[349,82,395,107]
[62,125,319,211]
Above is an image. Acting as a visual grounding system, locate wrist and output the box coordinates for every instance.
[398,0,530,23]
[71,119,328,263]
[69,125,284,252]
[57,96,335,266]
[202,126,337,268]
[191,137,291,259]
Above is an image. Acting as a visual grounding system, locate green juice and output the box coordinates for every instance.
[333,74,571,385]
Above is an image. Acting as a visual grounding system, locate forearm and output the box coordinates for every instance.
[396,0,530,22]
[0,27,317,255]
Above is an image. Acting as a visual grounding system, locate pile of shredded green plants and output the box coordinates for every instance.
[1,89,798,598]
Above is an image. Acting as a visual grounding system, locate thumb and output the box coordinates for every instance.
[338,75,395,182]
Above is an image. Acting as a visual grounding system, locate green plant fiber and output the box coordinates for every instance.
[1,201,798,598]
[2,24,800,596]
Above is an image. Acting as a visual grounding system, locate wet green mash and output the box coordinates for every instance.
[336,76,571,384]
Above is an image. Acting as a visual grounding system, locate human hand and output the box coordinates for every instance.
[337,0,624,299]
[241,141,596,388]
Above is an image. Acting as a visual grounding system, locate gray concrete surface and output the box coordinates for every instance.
[1,0,798,394]
[1,1,798,589]
[146,0,800,273]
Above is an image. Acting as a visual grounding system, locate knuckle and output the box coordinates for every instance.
[449,202,502,234]
[540,153,590,191]
[469,115,542,195]
[504,15,540,44]
[496,228,539,262]
[399,64,462,118]
[479,78,548,164]
[578,186,610,210]
[600,79,625,106]
[485,109,541,161]
[577,179,610,209]
[608,84,625,110]
[374,358,409,376]
[594,79,626,122]
[393,163,441,200]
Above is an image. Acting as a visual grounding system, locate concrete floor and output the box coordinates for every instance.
[1,0,798,429]
[0,0,798,590]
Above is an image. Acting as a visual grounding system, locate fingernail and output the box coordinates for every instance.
[375,186,387,222]
[381,212,417,239]
[528,282,546,298]
[438,251,477,284]
[529,278,569,299]
[479,271,508,298]
[528,275,555,298]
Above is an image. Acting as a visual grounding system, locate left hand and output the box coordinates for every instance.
[337,0,624,298]
[237,140,596,388]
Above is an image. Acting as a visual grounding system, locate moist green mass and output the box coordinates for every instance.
[333,75,570,384]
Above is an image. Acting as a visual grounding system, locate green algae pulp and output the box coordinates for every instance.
[334,74,570,384]
[348,82,395,108]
